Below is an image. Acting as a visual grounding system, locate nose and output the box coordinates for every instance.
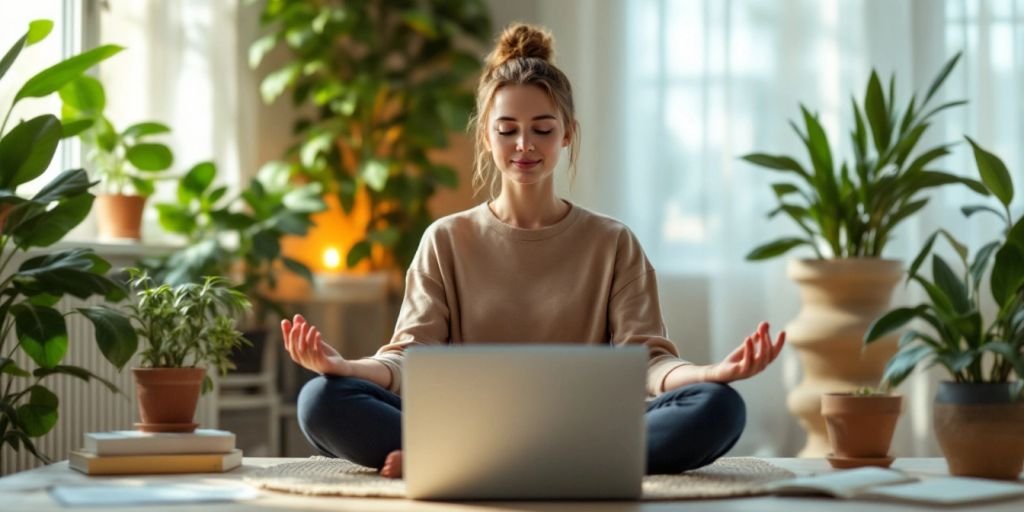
[515,134,534,152]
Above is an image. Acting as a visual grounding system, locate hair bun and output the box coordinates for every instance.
[486,23,554,71]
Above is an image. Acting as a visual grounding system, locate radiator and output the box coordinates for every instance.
[0,296,218,475]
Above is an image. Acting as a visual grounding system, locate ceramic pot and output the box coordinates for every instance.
[95,193,146,241]
[822,392,902,468]
[934,381,1024,479]
[133,367,205,432]
[785,258,902,457]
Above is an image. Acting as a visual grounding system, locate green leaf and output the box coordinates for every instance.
[33,365,120,393]
[346,239,372,268]
[13,249,126,302]
[282,257,314,283]
[771,183,801,199]
[155,203,197,235]
[740,154,809,180]
[300,131,333,169]
[12,193,94,248]
[26,20,54,46]
[60,118,93,139]
[745,238,813,261]
[960,205,1005,221]
[864,71,890,153]
[126,143,173,171]
[32,168,92,204]
[0,34,28,84]
[932,254,970,314]
[923,52,961,106]
[969,240,1001,291]
[130,176,155,197]
[360,159,389,191]
[122,122,171,139]
[282,185,326,213]
[251,230,281,260]
[15,45,124,102]
[0,357,30,377]
[990,224,1024,307]
[881,344,932,389]
[180,161,216,202]
[260,62,301,103]
[0,115,62,189]
[13,304,68,369]
[966,136,1014,207]
[249,33,278,68]
[865,306,926,343]
[77,306,137,370]
[368,227,401,247]
[16,386,58,437]
[58,75,105,115]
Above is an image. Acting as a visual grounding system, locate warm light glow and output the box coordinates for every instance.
[323,247,341,270]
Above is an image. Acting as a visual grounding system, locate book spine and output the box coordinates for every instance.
[69,450,242,475]
[85,436,235,456]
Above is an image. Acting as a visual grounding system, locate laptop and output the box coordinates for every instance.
[402,344,647,500]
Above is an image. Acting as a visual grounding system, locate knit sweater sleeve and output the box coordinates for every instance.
[369,227,449,393]
[608,228,692,396]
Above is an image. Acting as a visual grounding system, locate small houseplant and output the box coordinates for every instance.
[865,138,1024,479]
[741,53,988,456]
[0,20,137,464]
[144,160,324,373]
[126,269,251,432]
[59,75,174,240]
[251,0,491,273]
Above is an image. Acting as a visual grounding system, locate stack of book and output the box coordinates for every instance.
[69,429,242,475]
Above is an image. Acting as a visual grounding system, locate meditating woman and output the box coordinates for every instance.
[281,23,785,478]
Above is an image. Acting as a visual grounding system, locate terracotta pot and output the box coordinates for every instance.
[934,382,1024,479]
[95,194,146,241]
[785,259,902,457]
[822,393,902,464]
[132,367,205,432]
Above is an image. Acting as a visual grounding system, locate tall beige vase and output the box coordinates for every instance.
[785,258,902,457]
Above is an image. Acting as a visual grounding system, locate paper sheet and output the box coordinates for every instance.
[50,482,261,507]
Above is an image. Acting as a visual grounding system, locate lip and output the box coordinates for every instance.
[512,160,541,169]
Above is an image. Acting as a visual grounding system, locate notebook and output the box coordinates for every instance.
[402,345,647,500]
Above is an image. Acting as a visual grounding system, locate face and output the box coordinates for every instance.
[486,84,571,187]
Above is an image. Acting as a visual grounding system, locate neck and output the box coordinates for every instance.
[490,180,568,229]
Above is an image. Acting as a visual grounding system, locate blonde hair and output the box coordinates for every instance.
[469,23,580,199]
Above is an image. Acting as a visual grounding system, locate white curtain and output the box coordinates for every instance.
[543,0,1024,456]
[96,0,257,241]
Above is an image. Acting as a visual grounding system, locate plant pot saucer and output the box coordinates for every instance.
[134,422,199,433]
[826,453,895,469]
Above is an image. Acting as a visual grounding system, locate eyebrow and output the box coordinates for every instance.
[495,115,558,122]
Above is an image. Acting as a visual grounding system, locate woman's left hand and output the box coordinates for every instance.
[703,321,785,383]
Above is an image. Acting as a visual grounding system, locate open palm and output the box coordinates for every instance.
[705,321,785,383]
[281,314,348,375]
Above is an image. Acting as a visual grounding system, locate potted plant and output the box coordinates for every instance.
[821,386,902,469]
[251,0,491,276]
[0,20,137,463]
[59,75,174,240]
[126,269,251,432]
[865,138,1024,479]
[144,160,324,373]
[741,53,988,456]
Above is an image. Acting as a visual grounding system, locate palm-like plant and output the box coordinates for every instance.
[865,139,1023,397]
[744,53,987,260]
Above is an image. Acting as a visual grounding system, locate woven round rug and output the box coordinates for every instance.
[244,456,794,500]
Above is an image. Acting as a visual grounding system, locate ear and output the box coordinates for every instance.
[562,120,576,148]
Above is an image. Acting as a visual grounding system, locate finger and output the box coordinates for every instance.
[295,313,307,326]
[740,341,753,376]
[294,323,308,354]
[729,337,752,362]
[757,334,772,371]
[759,321,769,338]
[281,319,292,352]
[314,331,323,354]
[772,331,787,359]
[304,324,318,354]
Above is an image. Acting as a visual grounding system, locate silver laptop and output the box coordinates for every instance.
[403,345,647,500]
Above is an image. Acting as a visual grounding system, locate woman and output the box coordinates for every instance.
[282,23,785,478]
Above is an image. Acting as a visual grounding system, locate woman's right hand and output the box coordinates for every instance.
[281,314,350,376]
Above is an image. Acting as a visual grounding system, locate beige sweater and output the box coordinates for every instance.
[371,201,690,396]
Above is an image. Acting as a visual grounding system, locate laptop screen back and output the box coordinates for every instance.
[403,345,647,500]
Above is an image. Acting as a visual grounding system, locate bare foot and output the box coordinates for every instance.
[380,449,403,478]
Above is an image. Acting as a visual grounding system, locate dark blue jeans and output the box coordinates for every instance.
[297,376,746,475]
